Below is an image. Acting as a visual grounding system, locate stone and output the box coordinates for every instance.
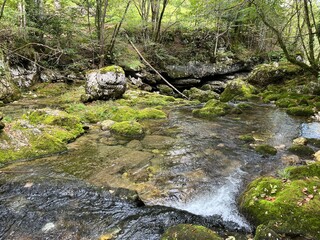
[141,135,175,149]
[280,154,301,165]
[293,137,307,145]
[100,120,115,131]
[83,66,126,102]
[253,225,281,240]
[314,150,320,161]
[220,79,257,102]
[183,87,219,103]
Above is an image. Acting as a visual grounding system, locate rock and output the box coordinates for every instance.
[192,99,233,120]
[288,144,315,158]
[126,140,143,150]
[254,144,277,156]
[293,137,307,145]
[40,69,64,82]
[220,79,257,102]
[286,106,314,117]
[183,87,219,103]
[141,135,175,149]
[100,120,115,131]
[239,134,255,143]
[165,61,251,79]
[161,224,222,240]
[110,121,144,139]
[281,154,301,165]
[247,62,302,88]
[83,65,126,102]
[240,173,320,239]
[202,81,226,93]
[171,78,201,88]
[253,225,281,240]
[158,84,174,96]
[10,64,39,88]
[0,58,21,103]
[314,150,320,161]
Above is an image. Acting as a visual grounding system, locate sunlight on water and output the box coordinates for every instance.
[170,168,251,231]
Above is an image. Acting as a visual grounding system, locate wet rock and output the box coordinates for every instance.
[253,224,280,240]
[202,81,226,93]
[83,65,126,102]
[238,134,255,143]
[314,150,320,161]
[141,135,175,149]
[254,144,277,156]
[110,121,144,139]
[161,224,223,240]
[286,106,314,117]
[220,79,257,102]
[192,99,233,120]
[288,144,315,158]
[127,140,143,150]
[183,87,219,103]
[293,137,307,145]
[280,154,301,165]
[158,84,174,96]
[172,78,201,88]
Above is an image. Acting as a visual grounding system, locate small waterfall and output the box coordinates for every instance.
[169,168,251,231]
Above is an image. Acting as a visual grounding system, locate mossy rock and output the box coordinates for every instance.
[285,162,320,179]
[137,108,167,120]
[192,99,232,120]
[275,98,298,108]
[254,144,277,156]
[99,65,125,74]
[0,109,84,163]
[220,79,257,102]
[240,176,320,239]
[239,134,255,143]
[254,224,281,240]
[286,106,314,117]
[183,87,219,103]
[307,138,320,148]
[161,224,223,240]
[288,144,315,158]
[110,121,144,139]
[247,62,302,88]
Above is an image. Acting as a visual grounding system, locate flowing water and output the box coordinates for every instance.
[0,99,307,239]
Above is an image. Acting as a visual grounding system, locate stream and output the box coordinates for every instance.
[0,99,307,239]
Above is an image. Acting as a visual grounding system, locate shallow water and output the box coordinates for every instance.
[0,100,306,239]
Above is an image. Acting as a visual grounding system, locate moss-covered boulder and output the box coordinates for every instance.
[183,87,219,103]
[161,224,223,240]
[110,121,144,139]
[254,144,277,156]
[253,224,281,240]
[220,79,257,102]
[192,99,233,120]
[247,62,302,88]
[288,144,315,158]
[286,106,314,117]
[0,109,84,163]
[239,134,255,143]
[240,174,320,239]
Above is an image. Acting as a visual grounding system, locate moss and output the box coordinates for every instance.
[288,144,315,158]
[110,121,144,138]
[99,65,125,74]
[183,87,218,103]
[220,79,257,102]
[255,144,277,156]
[275,98,298,108]
[161,224,223,240]
[31,83,69,97]
[285,162,320,180]
[286,106,314,117]
[193,99,232,120]
[240,176,320,239]
[307,138,320,148]
[254,224,280,240]
[239,134,255,143]
[137,108,167,120]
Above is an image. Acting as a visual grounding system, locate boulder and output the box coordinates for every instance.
[0,59,20,103]
[10,64,39,88]
[83,66,126,102]
[220,79,257,102]
[183,87,219,103]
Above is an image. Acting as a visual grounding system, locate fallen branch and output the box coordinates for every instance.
[125,33,189,99]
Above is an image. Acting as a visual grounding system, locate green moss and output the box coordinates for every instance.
[240,176,320,239]
[110,121,144,138]
[220,79,257,102]
[161,224,223,240]
[288,144,315,158]
[183,87,218,103]
[137,108,167,120]
[109,106,139,122]
[193,99,232,120]
[31,83,69,96]
[254,224,280,240]
[286,106,314,117]
[285,162,320,179]
[255,144,277,156]
[275,98,298,108]
[307,138,320,148]
[99,65,125,74]
[239,134,255,143]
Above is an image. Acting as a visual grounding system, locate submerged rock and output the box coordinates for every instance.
[254,144,277,156]
[83,65,126,102]
[161,224,223,240]
[192,99,234,120]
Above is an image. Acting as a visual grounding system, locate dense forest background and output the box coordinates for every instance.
[0,0,320,75]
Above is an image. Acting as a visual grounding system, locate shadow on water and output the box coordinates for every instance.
[0,101,306,239]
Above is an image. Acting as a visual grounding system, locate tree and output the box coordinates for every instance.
[253,0,320,75]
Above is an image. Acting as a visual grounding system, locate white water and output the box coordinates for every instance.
[170,168,251,231]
